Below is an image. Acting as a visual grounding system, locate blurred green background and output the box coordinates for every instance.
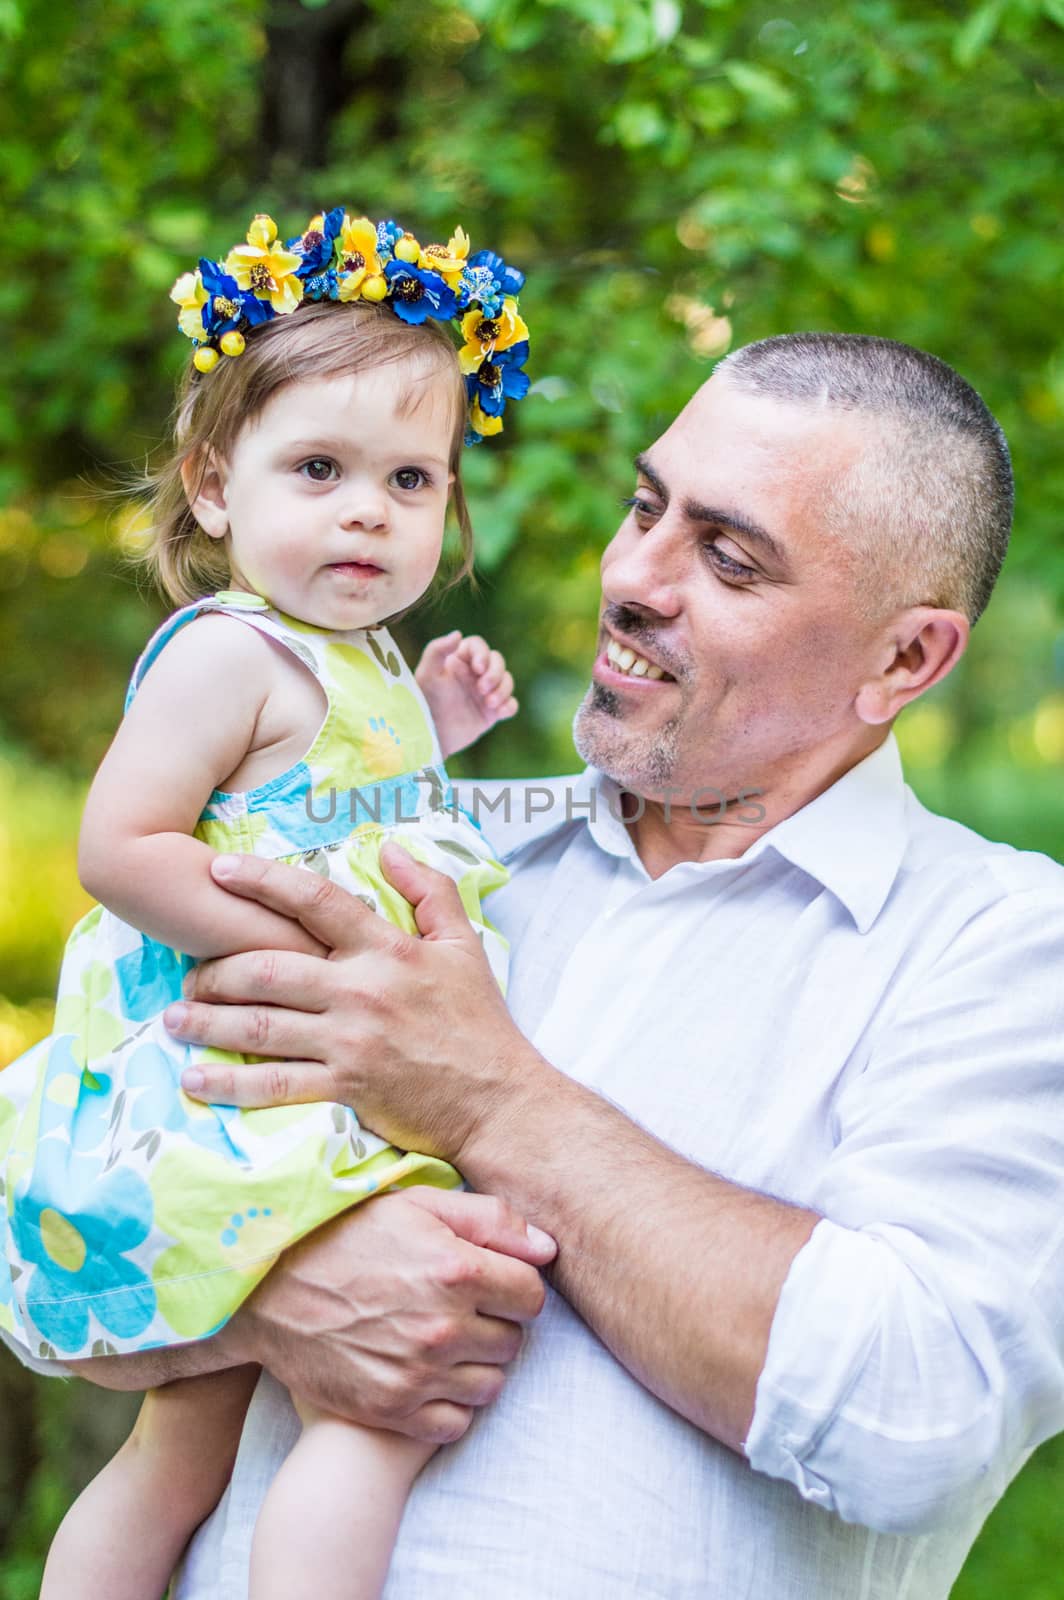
[2,0,1064,1591]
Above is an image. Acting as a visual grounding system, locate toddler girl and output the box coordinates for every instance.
[0,207,532,1599]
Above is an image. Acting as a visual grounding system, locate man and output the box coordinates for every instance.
[79,335,1064,1594]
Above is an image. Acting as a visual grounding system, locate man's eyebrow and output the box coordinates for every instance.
[633,452,789,568]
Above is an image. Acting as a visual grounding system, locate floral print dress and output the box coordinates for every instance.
[0,592,507,1362]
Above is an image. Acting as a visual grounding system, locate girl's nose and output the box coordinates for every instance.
[339,483,389,533]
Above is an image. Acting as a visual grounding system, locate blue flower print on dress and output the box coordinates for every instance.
[127,1043,245,1161]
[114,935,191,1023]
[38,1035,113,1155]
[11,1141,156,1353]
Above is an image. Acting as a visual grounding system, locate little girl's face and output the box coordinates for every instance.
[195,362,456,629]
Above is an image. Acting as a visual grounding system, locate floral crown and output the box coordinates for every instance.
[169,208,530,445]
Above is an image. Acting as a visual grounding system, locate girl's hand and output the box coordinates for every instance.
[415,631,518,759]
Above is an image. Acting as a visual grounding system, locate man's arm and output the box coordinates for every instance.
[168,849,818,1452]
[167,848,1064,1535]
[71,1187,555,1444]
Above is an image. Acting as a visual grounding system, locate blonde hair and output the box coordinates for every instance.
[138,300,474,607]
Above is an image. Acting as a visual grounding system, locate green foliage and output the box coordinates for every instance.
[1,0,1063,1587]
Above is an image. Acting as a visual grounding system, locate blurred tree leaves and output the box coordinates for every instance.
[1,2,1064,1586]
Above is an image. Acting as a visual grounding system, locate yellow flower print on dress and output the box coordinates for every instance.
[53,961,124,1069]
[150,1129,455,1339]
[313,641,433,794]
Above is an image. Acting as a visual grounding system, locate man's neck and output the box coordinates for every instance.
[624,730,890,879]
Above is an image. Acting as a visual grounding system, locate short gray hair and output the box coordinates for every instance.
[718,333,1013,623]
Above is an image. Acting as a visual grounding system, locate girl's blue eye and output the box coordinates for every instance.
[300,459,337,482]
[392,467,427,491]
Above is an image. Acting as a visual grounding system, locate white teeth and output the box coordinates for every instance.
[606,638,667,680]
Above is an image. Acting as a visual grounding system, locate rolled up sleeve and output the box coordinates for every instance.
[745,888,1064,1534]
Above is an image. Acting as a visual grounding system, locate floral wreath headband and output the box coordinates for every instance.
[169,208,530,445]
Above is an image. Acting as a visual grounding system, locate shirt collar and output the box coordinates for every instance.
[753,733,908,933]
[568,733,908,935]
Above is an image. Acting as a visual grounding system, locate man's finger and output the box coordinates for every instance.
[209,854,389,951]
[379,846,482,946]
[401,1186,557,1265]
[446,1313,525,1367]
[426,1360,508,1409]
[183,949,332,1008]
[178,1052,338,1107]
[396,1400,475,1445]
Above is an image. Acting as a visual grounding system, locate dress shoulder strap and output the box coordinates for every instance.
[124,591,326,713]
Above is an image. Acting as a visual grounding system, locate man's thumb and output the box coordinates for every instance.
[380,843,476,944]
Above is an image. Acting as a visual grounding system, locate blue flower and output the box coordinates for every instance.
[468,247,525,299]
[466,340,531,419]
[199,259,272,338]
[383,261,457,324]
[303,268,339,301]
[126,1043,245,1160]
[457,264,504,317]
[10,1142,156,1353]
[289,206,345,276]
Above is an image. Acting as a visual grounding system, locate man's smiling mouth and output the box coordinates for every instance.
[605,638,674,681]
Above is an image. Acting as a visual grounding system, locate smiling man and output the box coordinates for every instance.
[75,333,1064,1598]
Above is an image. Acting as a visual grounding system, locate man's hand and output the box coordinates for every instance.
[167,845,547,1162]
[415,631,517,759]
[218,1187,555,1443]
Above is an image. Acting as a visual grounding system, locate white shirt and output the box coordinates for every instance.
[162,737,1064,1593]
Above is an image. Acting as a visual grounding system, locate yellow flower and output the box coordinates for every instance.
[334,215,382,301]
[419,226,470,287]
[224,213,304,315]
[457,296,529,374]
[169,270,208,342]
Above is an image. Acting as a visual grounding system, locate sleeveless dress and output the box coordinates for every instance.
[0,591,507,1362]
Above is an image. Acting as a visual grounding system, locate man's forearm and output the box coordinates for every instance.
[458,1047,820,1453]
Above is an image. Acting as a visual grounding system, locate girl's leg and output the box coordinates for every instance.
[41,1364,261,1600]
[248,1400,437,1600]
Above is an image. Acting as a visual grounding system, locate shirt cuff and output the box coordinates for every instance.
[743,1216,884,1510]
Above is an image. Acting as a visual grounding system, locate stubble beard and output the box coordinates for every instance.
[572,682,682,792]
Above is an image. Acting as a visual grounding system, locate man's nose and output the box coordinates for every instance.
[601,522,683,619]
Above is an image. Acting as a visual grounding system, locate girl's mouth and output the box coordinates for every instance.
[327,561,384,578]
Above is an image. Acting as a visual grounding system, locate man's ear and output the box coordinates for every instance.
[180,449,229,541]
[855,606,969,726]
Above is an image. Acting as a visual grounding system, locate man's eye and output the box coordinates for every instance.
[299,459,337,483]
[705,541,756,581]
[620,495,659,519]
[392,467,428,491]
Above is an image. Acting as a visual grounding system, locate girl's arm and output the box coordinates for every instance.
[78,615,326,960]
